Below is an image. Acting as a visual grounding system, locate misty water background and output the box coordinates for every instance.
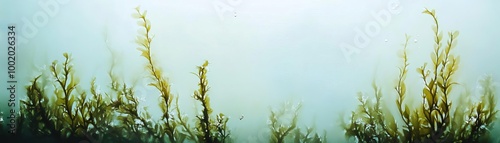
[1,0,500,142]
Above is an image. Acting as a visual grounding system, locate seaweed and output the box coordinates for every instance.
[342,81,399,143]
[192,61,231,143]
[50,53,83,140]
[7,5,498,143]
[21,75,61,142]
[268,101,301,143]
[343,9,499,143]
[293,126,327,143]
[133,6,180,143]
[451,75,498,142]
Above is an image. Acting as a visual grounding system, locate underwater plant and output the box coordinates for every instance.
[21,74,61,142]
[5,5,498,143]
[268,101,301,143]
[342,81,399,143]
[343,9,499,143]
[192,61,231,143]
[18,53,118,142]
[133,6,181,143]
[268,101,328,143]
[292,125,327,143]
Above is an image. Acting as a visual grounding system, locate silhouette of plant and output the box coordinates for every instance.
[343,9,498,143]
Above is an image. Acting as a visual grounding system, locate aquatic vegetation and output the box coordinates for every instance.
[293,126,327,143]
[268,102,301,143]
[133,6,180,143]
[1,5,497,143]
[21,75,61,142]
[192,61,231,143]
[268,101,326,143]
[18,54,118,142]
[343,9,499,142]
[342,82,399,143]
[2,6,235,143]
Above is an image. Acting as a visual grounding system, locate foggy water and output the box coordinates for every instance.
[1,0,500,142]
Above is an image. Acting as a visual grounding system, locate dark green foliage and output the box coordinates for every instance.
[21,75,61,142]
[343,9,499,143]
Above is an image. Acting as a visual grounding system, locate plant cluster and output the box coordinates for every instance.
[0,6,233,143]
[268,102,327,143]
[343,9,498,143]
[0,7,497,143]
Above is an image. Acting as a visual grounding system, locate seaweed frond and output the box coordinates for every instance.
[192,61,231,143]
[50,53,88,141]
[416,8,460,142]
[293,126,326,143]
[395,34,414,142]
[452,75,498,142]
[269,101,302,143]
[342,82,398,143]
[175,96,197,142]
[133,6,178,143]
[83,78,114,141]
[21,75,61,141]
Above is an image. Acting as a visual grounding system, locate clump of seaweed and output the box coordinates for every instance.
[133,7,232,143]
[268,101,328,143]
[6,5,498,143]
[19,53,118,142]
[12,6,234,143]
[342,82,399,143]
[293,125,327,143]
[21,75,60,142]
[343,9,499,142]
[268,101,302,143]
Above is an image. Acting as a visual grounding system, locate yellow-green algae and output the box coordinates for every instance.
[342,9,498,143]
[0,7,497,143]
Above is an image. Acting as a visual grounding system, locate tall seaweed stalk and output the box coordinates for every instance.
[193,61,231,143]
[133,6,178,143]
[416,8,460,142]
[395,35,414,142]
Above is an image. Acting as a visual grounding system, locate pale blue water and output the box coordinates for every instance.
[1,0,500,142]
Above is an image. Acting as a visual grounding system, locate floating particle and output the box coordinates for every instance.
[414,39,418,43]
[385,39,388,42]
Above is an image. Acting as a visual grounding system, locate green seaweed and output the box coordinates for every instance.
[21,75,61,142]
[268,101,301,143]
[343,9,499,143]
[342,81,399,143]
[267,101,327,143]
[192,61,231,143]
[293,125,327,143]
[1,6,497,143]
[133,6,180,143]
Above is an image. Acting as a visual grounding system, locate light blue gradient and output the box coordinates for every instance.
[1,0,500,142]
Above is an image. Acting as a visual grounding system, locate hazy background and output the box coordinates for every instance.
[1,0,500,142]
